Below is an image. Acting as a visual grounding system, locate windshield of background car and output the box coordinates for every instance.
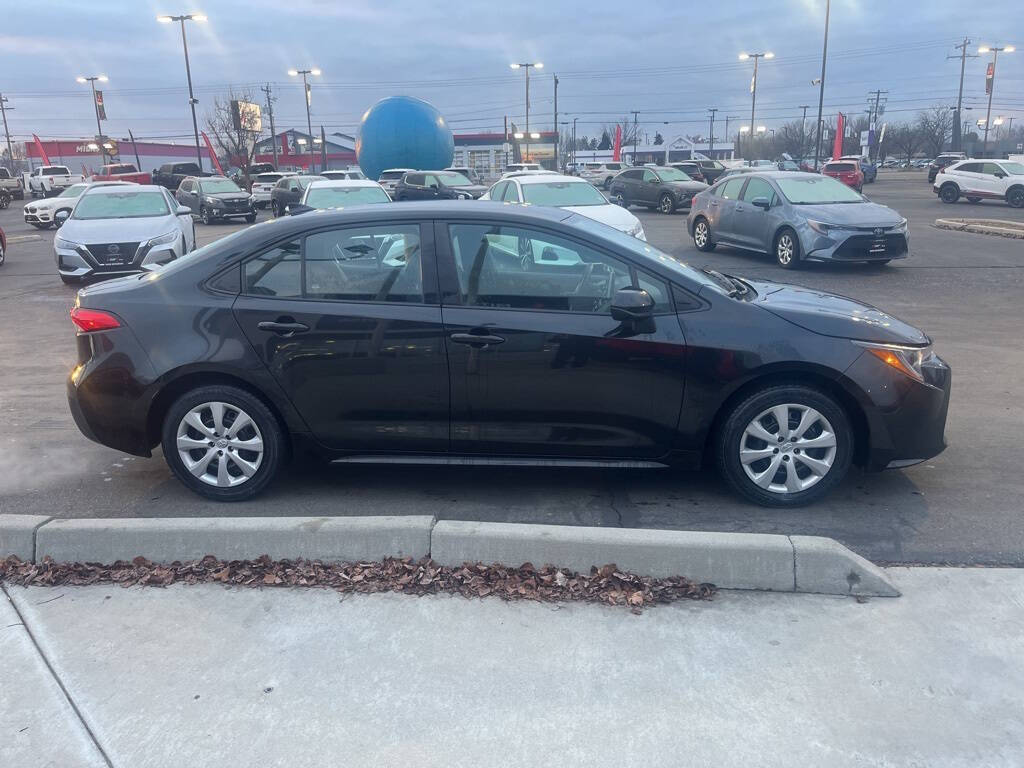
[72,191,170,219]
[1000,162,1024,175]
[655,168,691,182]
[826,163,857,172]
[521,181,606,206]
[437,172,472,187]
[59,184,88,198]
[201,179,243,194]
[305,186,390,207]
[296,176,324,189]
[777,176,864,204]
[569,214,720,291]
[780,161,799,170]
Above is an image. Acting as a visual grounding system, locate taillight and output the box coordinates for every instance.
[70,307,121,332]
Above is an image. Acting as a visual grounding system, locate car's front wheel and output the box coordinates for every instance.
[717,385,853,507]
[245,213,257,223]
[658,193,676,214]
[1007,187,1024,209]
[200,207,214,225]
[939,183,960,204]
[161,385,286,501]
[692,217,716,252]
[774,227,800,269]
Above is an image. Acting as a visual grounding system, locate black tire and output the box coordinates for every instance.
[0,242,5,267]
[55,208,71,227]
[966,197,981,204]
[939,183,959,204]
[610,191,628,208]
[658,193,676,214]
[161,384,286,501]
[200,207,213,225]
[1007,187,1024,209]
[245,213,257,223]
[774,227,800,269]
[716,384,853,507]
[692,217,716,252]
[603,176,613,190]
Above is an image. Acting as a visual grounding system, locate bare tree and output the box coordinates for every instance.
[889,123,925,163]
[916,106,953,157]
[204,89,263,185]
[600,118,640,152]
[775,119,812,159]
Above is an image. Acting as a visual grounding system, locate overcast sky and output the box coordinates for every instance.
[2,0,1021,146]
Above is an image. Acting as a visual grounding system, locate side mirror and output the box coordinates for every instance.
[751,196,771,211]
[288,204,313,216]
[188,189,198,196]
[610,287,655,321]
[648,178,660,184]
[55,210,70,225]
[430,183,439,191]
[176,205,191,216]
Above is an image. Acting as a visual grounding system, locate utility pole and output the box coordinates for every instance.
[707,108,718,158]
[631,110,639,163]
[799,105,809,161]
[553,74,559,171]
[0,94,14,172]
[261,83,278,168]
[814,0,831,170]
[948,38,976,152]
[866,89,888,160]
[979,45,1013,157]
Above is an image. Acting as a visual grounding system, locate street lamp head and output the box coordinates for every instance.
[191,14,207,21]
[534,62,543,69]
[76,76,87,83]
[287,69,299,76]
[530,132,540,139]
[738,52,750,60]
[513,132,524,139]
[994,117,1005,125]
[156,15,173,22]
[739,126,751,133]
[98,75,108,82]
[310,68,322,76]
[509,63,521,69]
[296,138,307,145]
[764,52,775,59]
[1004,46,1015,53]
[978,46,990,53]
[756,126,767,133]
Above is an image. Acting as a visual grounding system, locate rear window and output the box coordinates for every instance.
[584,163,601,170]
[826,163,856,172]
[605,163,622,170]
[256,173,284,182]
[109,164,137,174]
[379,171,405,180]
[42,166,71,175]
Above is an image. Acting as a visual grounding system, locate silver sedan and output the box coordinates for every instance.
[686,171,908,269]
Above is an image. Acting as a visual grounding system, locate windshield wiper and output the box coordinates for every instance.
[701,267,746,297]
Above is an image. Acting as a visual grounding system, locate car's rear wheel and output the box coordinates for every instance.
[0,241,5,266]
[774,227,800,269]
[658,193,676,214]
[610,191,627,207]
[1007,188,1024,209]
[717,385,853,507]
[271,200,281,217]
[692,217,716,252]
[245,213,257,223]
[161,385,285,501]
[939,183,960,203]
[603,177,613,189]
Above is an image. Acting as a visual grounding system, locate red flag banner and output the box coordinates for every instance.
[200,132,223,175]
[32,134,51,165]
[832,112,845,160]
[986,62,994,95]
[95,90,107,121]
[612,125,622,162]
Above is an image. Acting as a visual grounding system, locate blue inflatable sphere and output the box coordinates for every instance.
[356,96,454,181]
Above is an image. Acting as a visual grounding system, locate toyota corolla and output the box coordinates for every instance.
[66,201,949,506]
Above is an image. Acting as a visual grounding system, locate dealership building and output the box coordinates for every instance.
[25,138,216,176]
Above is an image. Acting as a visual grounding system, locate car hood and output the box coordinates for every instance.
[745,278,929,345]
[562,203,639,233]
[449,184,488,195]
[59,215,179,244]
[794,202,903,227]
[666,180,708,193]
[27,197,72,212]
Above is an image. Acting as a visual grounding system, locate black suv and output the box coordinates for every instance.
[670,160,727,185]
[609,166,708,213]
[927,153,967,184]
[153,162,206,190]
[176,176,255,224]
[393,171,487,201]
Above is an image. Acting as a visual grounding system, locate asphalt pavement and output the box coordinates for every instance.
[1,170,1022,565]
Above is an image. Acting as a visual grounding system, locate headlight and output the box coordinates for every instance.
[205,196,222,206]
[854,341,932,383]
[807,220,843,236]
[144,231,179,249]
[627,221,646,241]
[54,235,82,250]
[894,218,908,232]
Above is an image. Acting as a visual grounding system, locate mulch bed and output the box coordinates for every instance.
[1,555,714,613]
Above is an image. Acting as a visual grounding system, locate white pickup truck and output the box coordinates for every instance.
[0,167,25,200]
[27,165,84,198]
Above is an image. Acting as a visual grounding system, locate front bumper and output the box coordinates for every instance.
[207,205,254,219]
[56,240,180,281]
[802,227,909,262]
[24,208,54,224]
[844,350,951,471]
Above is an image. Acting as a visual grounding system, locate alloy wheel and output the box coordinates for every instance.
[176,401,264,488]
[777,233,795,265]
[739,404,837,494]
[1009,189,1024,209]
[611,192,626,207]
[659,195,674,214]
[694,221,709,248]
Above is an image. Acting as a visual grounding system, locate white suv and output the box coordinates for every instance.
[934,159,1024,208]
[249,172,292,208]
[578,162,625,189]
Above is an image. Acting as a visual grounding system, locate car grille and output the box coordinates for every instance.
[86,242,140,266]
[833,233,907,260]
[222,199,250,210]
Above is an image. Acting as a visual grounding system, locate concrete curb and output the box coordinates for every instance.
[934,218,1024,239]
[0,515,899,597]
[34,516,434,565]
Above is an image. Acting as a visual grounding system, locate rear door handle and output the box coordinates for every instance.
[257,320,310,336]
[449,332,506,348]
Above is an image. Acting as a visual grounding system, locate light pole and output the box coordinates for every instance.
[157,14,207,170]
[707,108,718,158]
[510,62,543,162]
[572,116,579,168]
[288,68,321,172]
[813,0,831,170]
[75,75,108,162]
[738,51,773,159]
[978,45,1014,156]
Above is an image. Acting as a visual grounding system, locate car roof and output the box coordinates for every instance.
[381,168,415,173]
[83,183,166,195]
[502,170,558,178]
[513,173,593,185]
[306,179,383,189]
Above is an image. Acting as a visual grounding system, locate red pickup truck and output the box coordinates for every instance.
[92,163,152,185]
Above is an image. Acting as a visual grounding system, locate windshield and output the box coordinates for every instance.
[305,186,390,207]
[296,176,324,189]
[256,173,284,183]
[59,184,88,198]
[655,168,691,182]
[201,179,243,194]
[437,172,472,187]
[1001,162,1024,175]
[72,191,170,219]
[777,176,864,204]
[521,181,606,206]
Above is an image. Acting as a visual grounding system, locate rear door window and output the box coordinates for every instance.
[719,177,746,200]
[740,177,777,204]
[244,240,302,297]
[304,225,423,303]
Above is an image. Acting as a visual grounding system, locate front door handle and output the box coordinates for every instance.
[709,200,719,206]
[449,332,506,348]
[257,319,310,337]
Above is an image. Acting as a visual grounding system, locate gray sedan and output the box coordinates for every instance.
[686,171,908,269]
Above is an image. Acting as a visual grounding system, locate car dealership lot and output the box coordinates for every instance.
[1,172,1022,565]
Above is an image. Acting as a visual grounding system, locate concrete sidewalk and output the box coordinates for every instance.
[3,567,1023,767]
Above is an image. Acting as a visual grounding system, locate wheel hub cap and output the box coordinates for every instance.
[739,404,837,495]
[176,401,264,488]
